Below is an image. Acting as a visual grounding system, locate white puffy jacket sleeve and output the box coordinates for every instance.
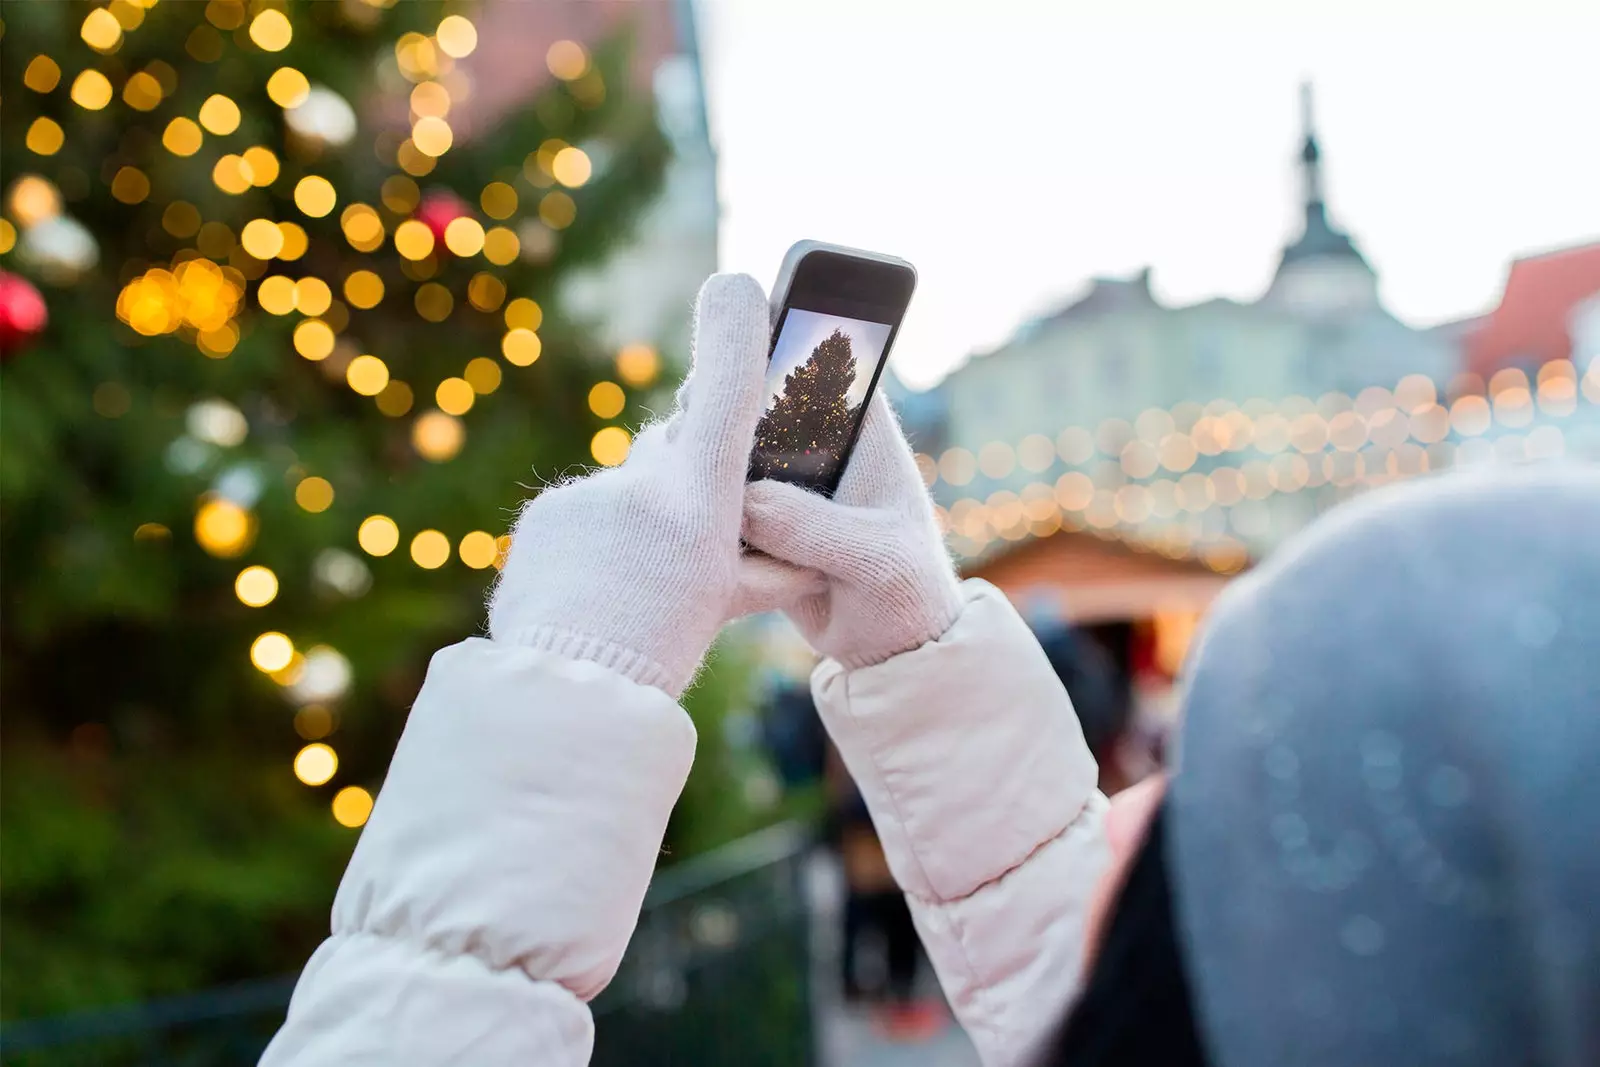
[258,638,696,1067]
[813,579,1110,1067]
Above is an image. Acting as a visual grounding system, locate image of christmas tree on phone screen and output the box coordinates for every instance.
[751,311,889,485]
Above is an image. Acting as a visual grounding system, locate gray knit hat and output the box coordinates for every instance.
[1169,464,1600,1067]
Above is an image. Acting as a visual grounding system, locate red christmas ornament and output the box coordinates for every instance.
[0,271,48,360]
[414,190,471,247]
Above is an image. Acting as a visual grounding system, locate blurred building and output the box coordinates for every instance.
[451,0,718,359]
[1460,241,1600,381]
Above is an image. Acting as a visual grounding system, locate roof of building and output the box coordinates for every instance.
[1464,242,1600,377]
[1273,85,1372,278]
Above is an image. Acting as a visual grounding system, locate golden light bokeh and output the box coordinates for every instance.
[123,71,163,111]
[249,9,293,52]
[443,216,484,257]
[240,218,285,259]
[82,8,124,51]
[212,154,254,195]
[482,226,520,265]
[258,275,297,315]
[414,282,454,322]
[196,498,255,557]
[0,221,15,256]
[410,529,450,569]
[552,146,592,187]
[412,411,464,462]
[9,175,63,228]
[395,32,440,82]
[293,319,336,361]
[266,66,311,108]
[466,272,506,312]
[480,181,517,220]
[235,565,279,607]
[242,146,280,186]
[410,80,451,118]
[396,138,437,177]
[199,94,242,135]
[435,377,475,416]
[615,343,660,387]
[380,175,421,214]
[375,380,414,417]
[436,14,479,58]
[277,222,309,260]
[591,427,632,467]
[24,56,62,94]
[501,328,542,366]
[588,381,626,419]
[464,357,502,395]
[344,270,385,309]
[294,743,338,787]
[341,203,385,252]
[411,116,454,157]
[346,354,390,396]
[332,786,374,828]
[546,39,589,80]
[295,277,332,316]
[295,175,337,218]
[71,70,114,110]
[26,118,65,156]
[357,515,400,557]
[161,201,201,237]
[252,632,296,674]
[294,705,334,741]
[393,219,435,260]
[504,297,543,331]
[163,116,204,156]
[458,530,498,569]
[111,167,151,204]
[539,190,577,229]
[295,476,335,513]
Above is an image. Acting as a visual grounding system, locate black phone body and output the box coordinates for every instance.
[748,241,916,496]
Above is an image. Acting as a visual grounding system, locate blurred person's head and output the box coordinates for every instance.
[1052,464,1600,1067]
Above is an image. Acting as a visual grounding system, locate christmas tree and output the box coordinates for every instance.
[750,326,859,483]
[0,0,756,1019]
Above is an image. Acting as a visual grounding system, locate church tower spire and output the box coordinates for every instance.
[1299,83,1326,223]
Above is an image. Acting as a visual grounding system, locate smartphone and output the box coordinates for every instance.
[748,241,917,496]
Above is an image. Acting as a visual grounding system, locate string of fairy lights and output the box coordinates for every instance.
[7,0,663,830]
[923,358,1600,572]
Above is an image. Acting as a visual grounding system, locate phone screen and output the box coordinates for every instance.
[749,250,914,494]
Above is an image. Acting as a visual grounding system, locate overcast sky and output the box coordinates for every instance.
[699,0,1600,389]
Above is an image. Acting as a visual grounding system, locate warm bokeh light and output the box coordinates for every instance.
[393,219,435,260]
[251,632,295,674]
[591,426,632,467]
[212,154,254,195]
[266,66,311,108]
[501,328,542,366]
[240,218,285,259]
[293,319,335,361]
[71,70,114,110]
[294,705,334,741]
[546,39,589,80]
[357,515,400,557]
[414,282,453,322]
[435,15,478,58]
[277,222,308,260]
[410,529,450,569]
[480,181,517,219]
[588,381,626,419]
[9,175,63,228]
[458,530,498,569]
[295,277,332,316]
[163,117,204,156]
[483,226,520,265]
[412,411,465,462]
[249,9,293,52]
[235,565,279,607]
[293,743,338,787]
[410,81,451,119]
[464,357,502,395]
[435,377,475,415]
[467,272,506,312]
[443,217,485,257]
[504,298,543,331]
[123,71,164,111]
[552,146,592,187]
[195,498,254,558]
[26,118,66,156]
[346,355,390,396]
[344,270,385,309]
[110,166,149,205]
[24,55,62,93]
[341,204,385,253]
[375,381,414,417]
[295,176,337,218]
[295,476,335,513]
[243,146,281,186]
[81,8,124,51]
[332,786,374,828]
[411,116,453,157]
[381,175,421,214]
[615,343,660,387]
[539,191,577,229]
[258,275,297,315]
[199,94,242,135]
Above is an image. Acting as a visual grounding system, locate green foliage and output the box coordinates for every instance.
[0,0,775,1020]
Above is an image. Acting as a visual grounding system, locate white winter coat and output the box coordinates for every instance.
[260,580,1109,1066]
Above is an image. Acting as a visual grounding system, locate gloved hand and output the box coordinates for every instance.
[488,274,771,697]
[738,392,965,669]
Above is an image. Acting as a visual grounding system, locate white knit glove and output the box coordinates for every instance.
[738,393,965,669]
[488,274,771,697]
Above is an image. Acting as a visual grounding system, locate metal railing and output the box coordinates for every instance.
[1,822,815,1066]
